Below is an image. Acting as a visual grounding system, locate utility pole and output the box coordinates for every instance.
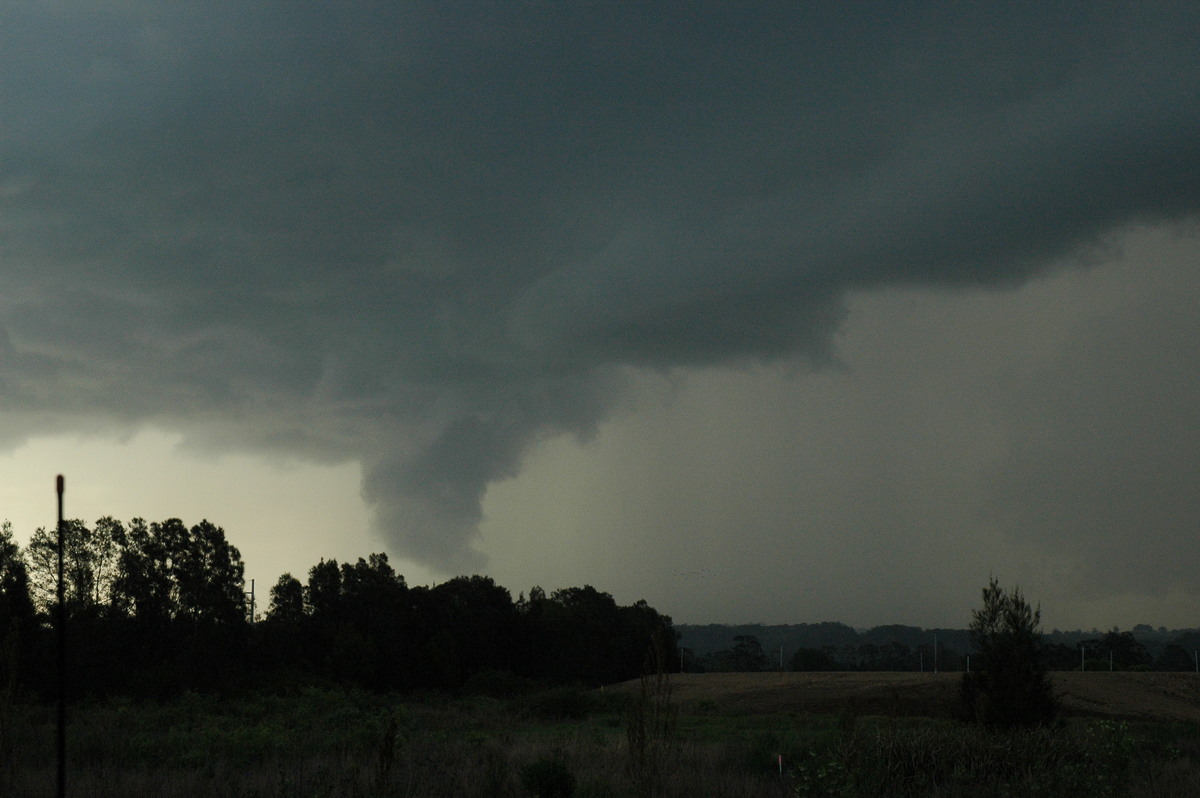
[934,633,938,674]
[56,475,66,798]
[245,579,256,624]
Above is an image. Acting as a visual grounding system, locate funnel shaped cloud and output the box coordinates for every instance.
[2,3,1199,570]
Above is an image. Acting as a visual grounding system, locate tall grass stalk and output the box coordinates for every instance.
[625,630,678,797]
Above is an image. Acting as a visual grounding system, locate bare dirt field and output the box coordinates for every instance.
[610,671,1200,721]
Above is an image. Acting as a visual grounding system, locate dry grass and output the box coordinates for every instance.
[606,671,1200,721]
[0,688,796,797]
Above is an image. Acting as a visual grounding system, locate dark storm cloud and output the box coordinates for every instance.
[2,2,1199,569]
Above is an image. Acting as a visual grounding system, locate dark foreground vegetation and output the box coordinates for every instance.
[5,683,1200,797]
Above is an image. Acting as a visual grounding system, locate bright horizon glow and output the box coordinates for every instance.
[0,430,444,597]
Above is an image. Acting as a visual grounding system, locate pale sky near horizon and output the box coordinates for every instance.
[2,3,1199,631]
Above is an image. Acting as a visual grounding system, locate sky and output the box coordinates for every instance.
[2,2,1198,631]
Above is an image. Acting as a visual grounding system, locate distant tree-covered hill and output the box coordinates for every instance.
[677,623,1200,673]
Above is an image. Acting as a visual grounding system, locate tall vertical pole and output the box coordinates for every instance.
[244,579,257,624]
[56,474,65,798]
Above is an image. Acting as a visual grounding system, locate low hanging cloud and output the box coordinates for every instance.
[2,3,1199,571]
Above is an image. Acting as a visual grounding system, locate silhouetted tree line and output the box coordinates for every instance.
[0,518,677,700]
[688,635,967,673]
[682,623,1200,673]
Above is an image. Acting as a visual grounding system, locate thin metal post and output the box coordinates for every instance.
[56,474,65,798]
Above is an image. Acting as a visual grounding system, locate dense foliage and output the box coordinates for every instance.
[0,517,677,699]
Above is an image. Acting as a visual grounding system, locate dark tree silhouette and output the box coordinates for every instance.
[111,517,174,622]
[961,577,1056,726]
[730,634,768,672]
[0,522,34,631]
[172,520,246,626]
[1080,630,1152,671]
[2,514,685,698]
[305,558,343,620]
[0,522,36,688]
[427,575,517,685]
[267,573,305,624]
[791,647,839,671]
[1156,643,1196,672]
[27,518,119,616]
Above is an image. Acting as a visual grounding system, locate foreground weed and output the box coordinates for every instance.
[476,740,513,798]
[625,631,678,798]
[792,742,850,798]
[374,713,400,789]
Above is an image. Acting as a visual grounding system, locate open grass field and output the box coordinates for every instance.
[607,670,1200,722]
[4,673,1200,796]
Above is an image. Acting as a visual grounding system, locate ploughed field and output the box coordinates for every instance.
[610,671,1200,721]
